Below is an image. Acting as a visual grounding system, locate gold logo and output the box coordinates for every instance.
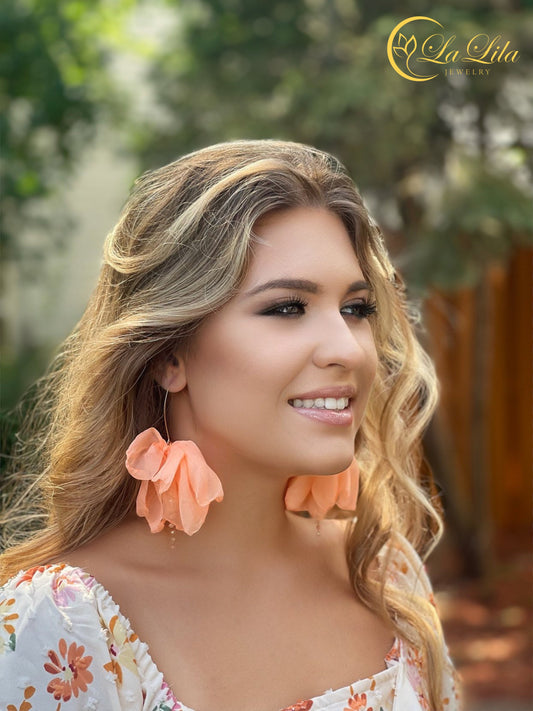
[387,15,520,81]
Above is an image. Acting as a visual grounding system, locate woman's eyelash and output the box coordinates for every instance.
[260,296,308,316]
[342,301,377,318]
[260,296,377,319]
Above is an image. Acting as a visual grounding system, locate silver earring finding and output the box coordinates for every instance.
[163,389,171,444]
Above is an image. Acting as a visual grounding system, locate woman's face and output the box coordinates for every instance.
[169,206,378,479]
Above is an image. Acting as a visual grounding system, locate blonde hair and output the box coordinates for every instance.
[1,139,445,707]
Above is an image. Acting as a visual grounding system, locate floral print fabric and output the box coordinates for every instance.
[0,538,460,711]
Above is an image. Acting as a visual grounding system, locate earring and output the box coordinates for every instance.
[125,391,224,536]
[284,459,359,522]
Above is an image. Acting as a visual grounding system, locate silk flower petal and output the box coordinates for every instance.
[284,461,359,519]
[125,427,168,480]
[126,432,224,536]
[178,468,210,536]
[175,442,223,535]
[182,442,224,505]
[136,480,165,533]
[336,459,359,509]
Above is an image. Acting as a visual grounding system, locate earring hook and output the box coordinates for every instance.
[163,389,171,443]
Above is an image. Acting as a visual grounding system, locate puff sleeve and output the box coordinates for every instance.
[0,565,164,711]
[384,535,463,710]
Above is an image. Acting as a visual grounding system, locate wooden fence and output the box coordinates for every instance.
[424,247,532,536]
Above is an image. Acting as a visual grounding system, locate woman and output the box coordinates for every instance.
[0,140,460,711]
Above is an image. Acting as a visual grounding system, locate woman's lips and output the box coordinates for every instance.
[289,401,353,426]
[289,385,356,400]
[288,385,356,426]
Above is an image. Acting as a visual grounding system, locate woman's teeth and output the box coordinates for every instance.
[290,397,349,410]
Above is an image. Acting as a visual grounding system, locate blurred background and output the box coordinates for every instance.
[1,1,532,708]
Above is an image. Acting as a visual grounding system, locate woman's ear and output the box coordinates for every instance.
[154,353,187,393]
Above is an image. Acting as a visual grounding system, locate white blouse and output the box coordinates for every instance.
[0,536,460,711]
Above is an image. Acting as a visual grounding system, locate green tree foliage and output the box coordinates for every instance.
[134,0,533,290]
[0,0,135,420]
[0,0,132,261]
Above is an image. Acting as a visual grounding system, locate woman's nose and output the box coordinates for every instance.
[311,314,370,370]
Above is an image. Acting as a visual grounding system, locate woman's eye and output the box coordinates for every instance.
[341,300,377,319]
[262,300,307,317]
[260,298,377,319]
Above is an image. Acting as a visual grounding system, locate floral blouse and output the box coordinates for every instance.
[0,537,460,711]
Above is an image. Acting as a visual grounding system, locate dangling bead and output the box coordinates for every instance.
[167,522,176,549]
[315,520,321,536]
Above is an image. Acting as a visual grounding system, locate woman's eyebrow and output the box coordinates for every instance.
[244,278,371,297]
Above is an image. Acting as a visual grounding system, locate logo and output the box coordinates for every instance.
[387,15,520,81]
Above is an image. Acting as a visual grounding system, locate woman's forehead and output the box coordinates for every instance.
[245,206,365,286]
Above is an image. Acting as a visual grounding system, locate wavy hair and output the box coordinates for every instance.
[0,139,445,708]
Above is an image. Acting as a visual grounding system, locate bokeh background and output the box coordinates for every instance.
[1,1,532,709]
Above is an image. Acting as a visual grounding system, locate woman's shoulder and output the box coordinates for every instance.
[0,563,169,710]
[379,532,435,601]
[2,562,95,613]
[0,563,112,678]
[4,561,95,588]
[1,562,102,620]
[0,564,104,708]
[330,519,435,599]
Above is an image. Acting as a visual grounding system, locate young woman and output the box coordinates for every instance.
[0,140,460,711]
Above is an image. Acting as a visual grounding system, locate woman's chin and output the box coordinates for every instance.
[292,453,355,479]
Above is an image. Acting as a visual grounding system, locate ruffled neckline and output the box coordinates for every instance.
[12,563,403,711]
[84,566,402,711]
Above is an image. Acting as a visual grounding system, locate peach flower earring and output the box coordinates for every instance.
[125,391,224,537]
[284,459,359,533]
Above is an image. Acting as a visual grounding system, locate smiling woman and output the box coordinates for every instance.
[165,208,378,483]
[0,140,461,711]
